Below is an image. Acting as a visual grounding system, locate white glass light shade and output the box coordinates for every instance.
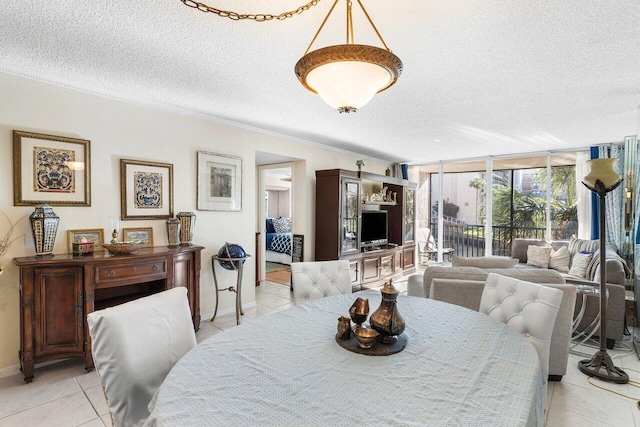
[295,44,402,112]
[306,61,392,111]
[583,158,622,191]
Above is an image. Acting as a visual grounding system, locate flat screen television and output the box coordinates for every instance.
[361,210,388,248]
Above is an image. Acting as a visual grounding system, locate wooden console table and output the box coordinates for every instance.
[14,245,203,383]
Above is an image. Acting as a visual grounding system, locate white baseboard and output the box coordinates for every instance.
[201,301,257,322]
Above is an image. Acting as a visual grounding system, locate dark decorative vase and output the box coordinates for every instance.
[177,212,196,245]
[166,218,180,247]
[369,280,405,344]
[29,203,59,256]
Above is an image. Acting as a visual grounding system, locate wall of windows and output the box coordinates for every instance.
[410,152,585,259]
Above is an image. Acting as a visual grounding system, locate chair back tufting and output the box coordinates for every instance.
[479,273,563,379]
[291,260,351,300]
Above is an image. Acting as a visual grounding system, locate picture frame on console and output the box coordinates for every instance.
[120,159,174,220]
[67,229,104,252]
[197,151,242,211]
[13,130,91,206]
[122,227,153,247]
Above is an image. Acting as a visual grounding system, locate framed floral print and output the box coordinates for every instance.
[197,151,242,211]
[122,227,153,247]
[67,229,105,252]
[120,159,173,220]
[13,130,91,206]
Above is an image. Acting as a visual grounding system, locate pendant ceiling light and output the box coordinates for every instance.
[295,0,402,113]
[178,0,400,112]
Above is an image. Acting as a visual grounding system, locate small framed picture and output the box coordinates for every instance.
[13,130,91,206]
[122,227,154,247]
[67,229,105,253]
[121,159,174,220]
[197,151,242,211]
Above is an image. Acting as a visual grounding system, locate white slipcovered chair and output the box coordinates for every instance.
[291,260,351,301]
[87,287,197,427]
[479,273,563,379]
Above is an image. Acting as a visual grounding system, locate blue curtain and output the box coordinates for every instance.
[590,147,599,239]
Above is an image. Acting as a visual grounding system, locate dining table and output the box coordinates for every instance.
[144,291,545,426]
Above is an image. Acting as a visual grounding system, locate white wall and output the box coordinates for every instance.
[0,72,390,372]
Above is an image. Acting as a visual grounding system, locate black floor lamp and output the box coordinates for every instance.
[578,158,629,384]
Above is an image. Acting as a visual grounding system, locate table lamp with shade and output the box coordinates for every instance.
[578,158,629,384]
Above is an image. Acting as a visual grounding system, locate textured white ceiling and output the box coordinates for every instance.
[1,1,639,163]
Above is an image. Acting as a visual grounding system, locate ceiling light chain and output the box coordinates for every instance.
[179,0,322,21]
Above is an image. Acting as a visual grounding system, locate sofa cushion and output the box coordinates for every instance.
[527,245,553,268]
[567,237,599,257]
[568,252,593,277]
[549,246,570,273]
[452,254,519,268]
[511,239,547,263]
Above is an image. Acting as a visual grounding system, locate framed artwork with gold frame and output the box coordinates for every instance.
[13,130,91,206]
[120,159,174,220]
[122,227,154,247]
[67,229,104,253]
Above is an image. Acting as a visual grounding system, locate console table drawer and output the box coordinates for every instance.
[94,260,167,287]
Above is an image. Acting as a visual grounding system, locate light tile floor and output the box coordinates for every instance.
[1,280,639,426]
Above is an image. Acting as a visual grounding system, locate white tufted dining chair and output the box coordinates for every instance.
[291,260,352,301]
[479,273,563,379]
[87,287,197,427]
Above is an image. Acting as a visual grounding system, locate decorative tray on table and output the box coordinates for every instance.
[335,332,407,356]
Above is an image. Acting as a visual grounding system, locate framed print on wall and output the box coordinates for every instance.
[13,130,91,206]
[121,159,174,220]
[122,227,153,247]
[197,151,242,211]
[67,229,105,252]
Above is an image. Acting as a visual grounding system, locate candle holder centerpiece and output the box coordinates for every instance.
[335,280,407,355]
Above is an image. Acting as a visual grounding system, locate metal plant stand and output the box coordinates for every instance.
[210,254,251,326]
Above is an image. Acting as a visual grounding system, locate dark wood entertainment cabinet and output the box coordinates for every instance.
[14,245,202,383]
[315,169,416,288]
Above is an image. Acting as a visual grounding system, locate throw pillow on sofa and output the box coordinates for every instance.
[452,255,519,268]
[568,252,593,277]
[548,246,570,273]
[272,217,291,233]
[527,245,553,268]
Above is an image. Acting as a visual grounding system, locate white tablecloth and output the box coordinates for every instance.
[145,292,544,427]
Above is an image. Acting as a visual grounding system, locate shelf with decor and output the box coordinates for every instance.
[362,201,397,206]
[315,169,416,290]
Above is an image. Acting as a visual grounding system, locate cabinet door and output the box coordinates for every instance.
[34,267,83,357]
[340,178,361,255]
[403,187,416,244]
[380,254,394,278]
[403,245,416,270]
[362,256,380,282]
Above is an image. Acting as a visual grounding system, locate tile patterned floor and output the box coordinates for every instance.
[1,280,639,426]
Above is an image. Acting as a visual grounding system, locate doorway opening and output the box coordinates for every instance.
[263,166,292,286]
